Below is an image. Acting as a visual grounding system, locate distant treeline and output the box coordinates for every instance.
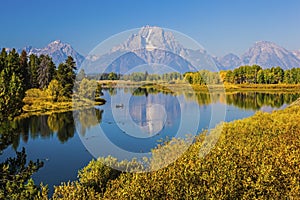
[0,48,76,120]
[183,65,300,85]
[83,65,300,85]
[123,71,183,82]
[83,71,183,82]
[223,65,300,84]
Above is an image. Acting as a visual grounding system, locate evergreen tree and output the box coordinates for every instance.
[57,56,76,98]
[28,54,40,88]
[37,55,56,89]
[0,48,7,72]
[19,50,30,89]
[0,71,25,120]
[6,48,19,78]
[0,49,26,120]
[8,73,25,117]
[0,71,9,120]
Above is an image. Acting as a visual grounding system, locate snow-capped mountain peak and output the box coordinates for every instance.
[18,40,84,67]
[113,26,184,54]
[52,40,62,44]
[241,41,300,69]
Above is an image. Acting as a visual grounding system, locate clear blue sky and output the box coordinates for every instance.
[1,0,300,56]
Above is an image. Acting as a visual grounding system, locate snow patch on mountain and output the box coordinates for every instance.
[241,41,300,69]
[18,40,84,68]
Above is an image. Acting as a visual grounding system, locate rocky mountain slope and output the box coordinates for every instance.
[18,40,84,67]
[240,41,300,69]
[83,26,216,74]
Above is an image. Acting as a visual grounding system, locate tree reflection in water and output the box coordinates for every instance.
[0,108,104,150]
[123,87,300,111]
[75,108,103,136]
[225,92,300,110]
[0,120,45,198]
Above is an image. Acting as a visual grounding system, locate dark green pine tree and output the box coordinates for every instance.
[0,70,9,120]
[19,50,30,90]
[28,54,40,88]
[0,48,7,72]
[8,73,25,118]
[6,48,19,78]
[37,55,56,89]
[0,49,26,120]
[57,56,76,98]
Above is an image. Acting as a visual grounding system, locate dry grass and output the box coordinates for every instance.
[19,89,105,118]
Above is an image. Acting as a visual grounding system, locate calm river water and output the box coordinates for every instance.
[1,88,299,193]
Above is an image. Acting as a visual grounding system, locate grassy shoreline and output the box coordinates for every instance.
[51,99,300,199]
[17,90,106,119]
[99,80,300,93]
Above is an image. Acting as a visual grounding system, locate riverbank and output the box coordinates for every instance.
[99,80,300,93]
[51,97,300,199]
[17,89,106,119]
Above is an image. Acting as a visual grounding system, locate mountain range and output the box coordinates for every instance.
[9,26,300,72]
[216,41,300,70]
[82,26,220,74]
[9,40,85,67]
